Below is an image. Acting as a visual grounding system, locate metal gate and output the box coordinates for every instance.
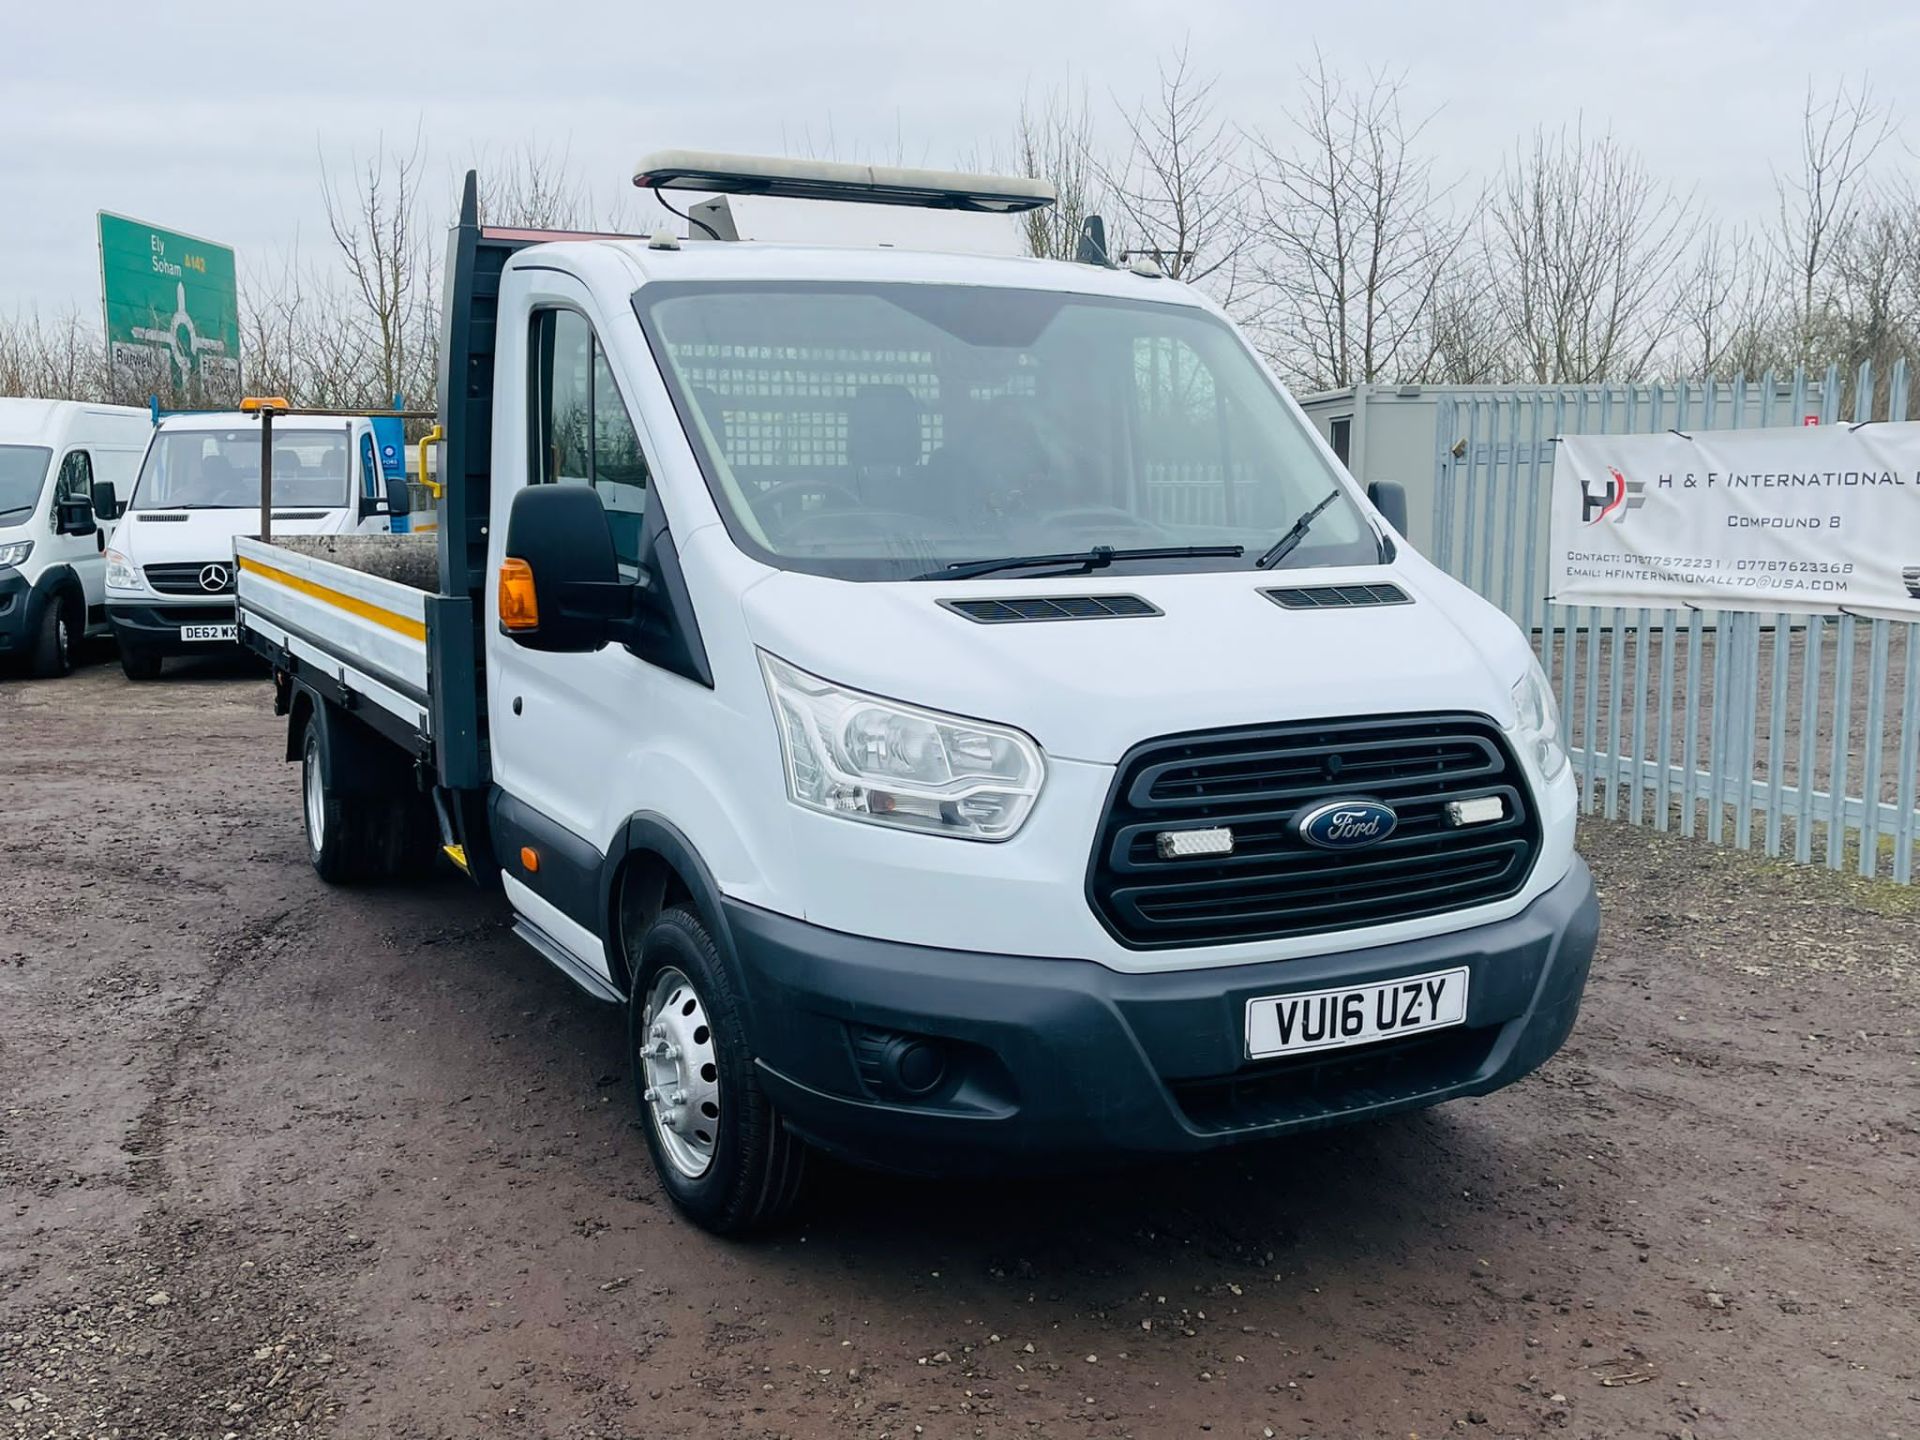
[1432,361,1920,883]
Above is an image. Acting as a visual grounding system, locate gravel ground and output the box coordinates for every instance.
[2,651,1916,1440]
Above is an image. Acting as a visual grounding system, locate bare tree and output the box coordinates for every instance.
[1482,123,1696,383]
[1010,83,1112,261]
[1670,223,1789,379]
[0,309,111,403]
[1099,44,1248,299]
[1823,183,1920,406]
[475,142,629,231]
[1423,259,1514,384]
[236,243,384,411]
[1245,56,1468,389]
[1774,78,1896,367]
[321,132,436,407]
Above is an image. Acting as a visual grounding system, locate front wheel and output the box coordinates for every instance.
[119,647,162,681]
[631,907,807,1235]
[29,599,74,678]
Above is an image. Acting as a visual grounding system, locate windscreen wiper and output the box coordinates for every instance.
[1254,489,1342,570]
[918,544,1244,582]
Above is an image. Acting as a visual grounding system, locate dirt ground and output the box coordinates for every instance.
[2,652,1916,1440]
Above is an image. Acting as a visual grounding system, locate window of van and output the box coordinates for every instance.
[529,308,652,576]
[0,446,53,524]
[55,452,94,507]
[129,430,351,511]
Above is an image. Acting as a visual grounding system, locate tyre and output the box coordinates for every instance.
[301,718,360,884]
[631,906,808,1235]
[298,705,437,884]
[119,647,162,681]
[29,596,75,678]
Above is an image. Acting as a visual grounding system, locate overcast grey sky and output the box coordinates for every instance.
[5,0,1917,314]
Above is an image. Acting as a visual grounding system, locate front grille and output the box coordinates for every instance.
[1088,713,1539,949]
[144,561,235,596]
[940,594,1160,624]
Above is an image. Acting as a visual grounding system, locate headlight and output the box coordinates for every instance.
[760,653,1045,841]
[0,540,31,569]
[105,548,142,590]
[1512,659,1568,782]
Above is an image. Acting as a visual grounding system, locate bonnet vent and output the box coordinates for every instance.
[940,594,1161,624]
[1262,582,1410,611]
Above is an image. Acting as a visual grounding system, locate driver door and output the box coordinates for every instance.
[488,277,661,979]
[52,451,105,624]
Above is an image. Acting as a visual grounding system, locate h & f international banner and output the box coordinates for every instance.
[1551,423,1920,620]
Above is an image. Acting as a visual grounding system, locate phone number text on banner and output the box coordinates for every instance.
[1551,423,1920,618]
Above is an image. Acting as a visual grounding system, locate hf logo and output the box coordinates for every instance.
[1579,465,1648,525]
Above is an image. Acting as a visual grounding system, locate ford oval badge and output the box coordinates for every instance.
[1296,799,1398,850]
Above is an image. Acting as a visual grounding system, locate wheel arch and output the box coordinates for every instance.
[28,564,85,628]
[292,684,413,793]
[285,683,319,762]
[599,814,744,1001]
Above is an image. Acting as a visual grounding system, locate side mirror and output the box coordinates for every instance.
[383,472,411,517]
[1367,481,1409,536]
[56,498,98,537]
[90,480,120,521]
[500,484,644,653]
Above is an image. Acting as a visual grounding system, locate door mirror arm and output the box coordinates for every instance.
[548,576,656,649]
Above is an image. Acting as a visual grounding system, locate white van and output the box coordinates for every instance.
[104,411,410,679]
[0,399,151,676]
[236,157,1599,1234]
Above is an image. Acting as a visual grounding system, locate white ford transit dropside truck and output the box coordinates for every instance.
[0,399,150,676]
[106,410,412,679]
[235,156,1598,1234]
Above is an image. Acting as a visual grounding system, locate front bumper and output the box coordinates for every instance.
[732,858,1599,1173]
[0,568,31,652]
[107,600,239,656]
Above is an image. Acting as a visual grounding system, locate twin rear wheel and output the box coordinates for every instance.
[298,709,437,884]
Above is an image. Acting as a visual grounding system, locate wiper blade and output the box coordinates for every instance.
[917,544,1244,582]
[1254,489,1342,570]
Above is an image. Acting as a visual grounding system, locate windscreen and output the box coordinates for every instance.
[637,283,1375,581]
[130,428,351,511]
[0,446,53,524]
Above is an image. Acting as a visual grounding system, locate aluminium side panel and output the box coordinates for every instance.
[235,536,431,739]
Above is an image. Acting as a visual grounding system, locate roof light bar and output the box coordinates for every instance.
[632,150,1056,215]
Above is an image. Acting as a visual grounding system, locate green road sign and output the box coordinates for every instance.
[97,212,239,394]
